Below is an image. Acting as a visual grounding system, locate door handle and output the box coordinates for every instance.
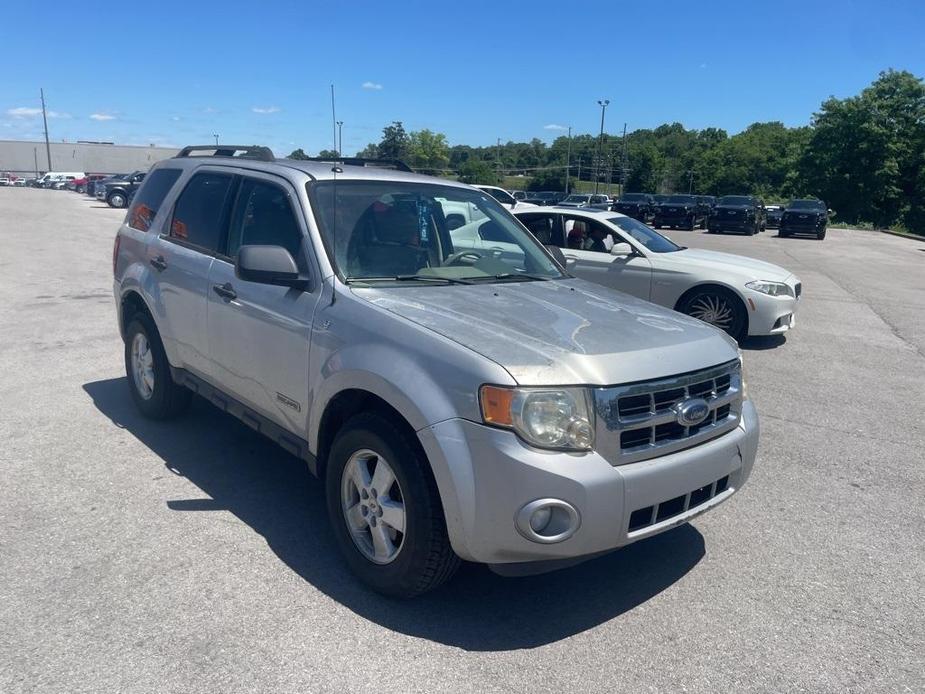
[212,283,237,301]
[149,256,167,272]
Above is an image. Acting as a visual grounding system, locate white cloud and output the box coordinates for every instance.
[252,106,281,114]
[171,116,181,121]
[544,124,568,131]
[90,113,116,121]
[7,106,71,119]
[362,81,383,90]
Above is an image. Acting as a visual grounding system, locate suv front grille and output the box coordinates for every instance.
[594,360,743,465]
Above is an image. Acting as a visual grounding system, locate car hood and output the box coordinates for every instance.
[714,205,753,211]
[670,248,793,281]
[353,278,738,385]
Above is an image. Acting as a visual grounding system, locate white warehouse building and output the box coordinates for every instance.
[0,139,179,177]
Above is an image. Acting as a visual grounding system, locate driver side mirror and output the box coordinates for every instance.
[610,242,633,257]
[236,245,307,289]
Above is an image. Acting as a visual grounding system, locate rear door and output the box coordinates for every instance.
[149,169,236,378]
[206,172,320,433]
[561,215,653,299]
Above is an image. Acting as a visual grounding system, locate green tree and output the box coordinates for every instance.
[407,129,450,173]
[458,159,501,185]
[378,121,410,161]
[356,143,379,159]
[317,149,340,159]
[528,167,567,192]
[288,148,310,160]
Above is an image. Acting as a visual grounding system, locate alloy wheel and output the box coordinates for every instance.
[130,332,155,400]
[687,293,735,332]
[341,449,406,564]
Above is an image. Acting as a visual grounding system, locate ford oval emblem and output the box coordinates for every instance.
[675,398,710,427]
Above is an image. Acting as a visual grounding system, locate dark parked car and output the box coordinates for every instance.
[779,199,829,240]
[612,192,656,222]
[708,195,765,235]
[102,171,146,208]
[695,195,716,218]
[653,194,706,230]
[85,174,113,197]
[557,193,611,209]
[523,191,565,206]
[652,194,669,205]
[764,204,784,228]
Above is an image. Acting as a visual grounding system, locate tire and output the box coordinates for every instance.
[686,216,695,231]
[817,229,826,240]
[680,287,747,340]
[779,229,789,238]
[108,191,127,208]
[326,412,460,597]
[124,314,191,419]
[750,223,759,235]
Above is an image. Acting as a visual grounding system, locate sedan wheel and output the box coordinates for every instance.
[681,289,746,339]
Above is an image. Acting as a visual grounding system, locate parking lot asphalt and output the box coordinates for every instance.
[1,188,923,693]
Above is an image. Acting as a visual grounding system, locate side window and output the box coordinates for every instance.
[169,172,235,252]
[566,217,615,253]
[519,214,558,246]
[127,168,181,232]
[226,178,303,260]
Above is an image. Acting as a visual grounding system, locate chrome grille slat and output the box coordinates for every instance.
[594,360,743,466]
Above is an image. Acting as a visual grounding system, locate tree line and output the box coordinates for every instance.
[290,70,925,235]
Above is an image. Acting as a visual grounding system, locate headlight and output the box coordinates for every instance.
[746,280,794,297]
[480,385,594,451]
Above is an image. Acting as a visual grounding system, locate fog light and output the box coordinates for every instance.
[515,499,581,544]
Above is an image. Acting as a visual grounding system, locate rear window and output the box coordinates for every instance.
[127,169,182,232]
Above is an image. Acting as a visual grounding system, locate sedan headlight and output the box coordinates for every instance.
[746,280,794,297]
[480,385,594,451]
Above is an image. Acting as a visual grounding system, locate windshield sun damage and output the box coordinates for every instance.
[309,181,565,285]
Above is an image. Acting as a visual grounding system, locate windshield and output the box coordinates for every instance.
[309,181,565,284]
[717,196,753,206]
[608,216,682,253]
[619,193,646,201]
[564,195,589,203]
[788,199,825,210]
[666,195,696,204]
[479,186,515,205]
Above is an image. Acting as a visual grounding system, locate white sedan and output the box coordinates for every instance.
[512,207,801,339]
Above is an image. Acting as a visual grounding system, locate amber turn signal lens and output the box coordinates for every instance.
[480,385,514,426]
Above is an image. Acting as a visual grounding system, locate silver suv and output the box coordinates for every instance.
[113,145,759,597]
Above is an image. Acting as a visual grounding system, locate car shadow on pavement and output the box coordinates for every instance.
[83,377,705,651]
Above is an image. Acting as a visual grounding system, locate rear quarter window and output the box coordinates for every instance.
[127,169,182,232]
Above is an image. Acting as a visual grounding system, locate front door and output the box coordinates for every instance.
[561,215,653,300]
[206,173,320,433]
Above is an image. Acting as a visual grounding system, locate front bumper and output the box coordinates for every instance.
[417,399,759,565]
[710,218,755,232]
[655,213,694,226]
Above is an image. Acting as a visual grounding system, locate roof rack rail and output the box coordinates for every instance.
[302,156,414,173]
[175,145,275,162]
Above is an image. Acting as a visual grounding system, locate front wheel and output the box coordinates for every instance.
[680,288,747,340]
[817,229,826,240]
[326,412,460,597]
[108,192,127,208]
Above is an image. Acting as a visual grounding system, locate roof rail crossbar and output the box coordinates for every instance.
[302,156,414,173]
[176,145,275,162]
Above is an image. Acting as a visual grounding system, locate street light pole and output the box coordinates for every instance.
[565,126,572,194]
[336,121,343,156]
[595,99,610,194]
[212,133,220,146]
[40,88,52,171]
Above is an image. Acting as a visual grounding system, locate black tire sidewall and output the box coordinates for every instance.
[124,315,182,418]
[325,413,451,597]
[682,288,747,340]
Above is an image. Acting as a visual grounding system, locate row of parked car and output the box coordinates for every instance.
[11,170,148,208]
[506,189,831,240]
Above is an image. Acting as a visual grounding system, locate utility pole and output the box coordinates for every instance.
[40,88,52,171]
[212,133,220,146]
[496,138,501,176]
[336,121,343,156]
[594,99,610,194]
[577,157,582,187]
[688,170,695,193]
[33,147,39,178]
[620,122,628,197]
[565,126,572,194]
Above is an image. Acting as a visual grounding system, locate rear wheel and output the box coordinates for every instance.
[124,315,191,419]
[108,191,127,208]
[680,287,747,340]
[326,412,460,597]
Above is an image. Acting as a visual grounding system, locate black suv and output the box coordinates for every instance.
[524,191,565,206]
[708,195,764,235]
[653,194,706,230]
[779,199,829,240]
[695,195,716,219]
[103,171,146,209]
[612,192,656,222]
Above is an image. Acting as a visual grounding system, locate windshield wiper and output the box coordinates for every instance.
[461,272,552,283]
[346,275,473,285]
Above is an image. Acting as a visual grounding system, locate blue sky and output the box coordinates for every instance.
[2,0,924,156]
